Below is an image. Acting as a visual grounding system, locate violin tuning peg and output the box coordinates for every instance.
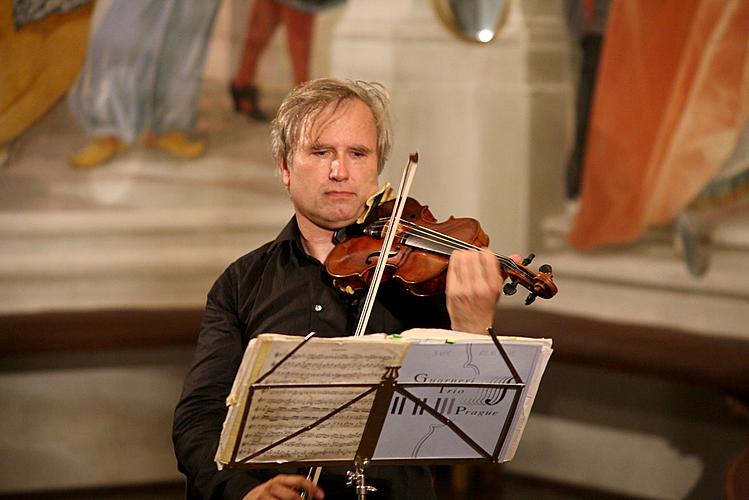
[525,293,537,305]
[521,253,536,266]
[539,264,552,274]
[503,282,518,296]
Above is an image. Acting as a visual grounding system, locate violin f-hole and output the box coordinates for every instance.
[365,246,401,264]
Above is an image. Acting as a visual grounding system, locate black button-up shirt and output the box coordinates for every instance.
[173,217,449,499]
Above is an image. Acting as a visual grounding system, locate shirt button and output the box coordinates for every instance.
[314,304,323,312]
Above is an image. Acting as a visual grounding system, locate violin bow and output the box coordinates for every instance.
[353,152,419,337]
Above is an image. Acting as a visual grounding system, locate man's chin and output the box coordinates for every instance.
[322,216,358,231]
[319,202,366,228]
[314,210,361,231]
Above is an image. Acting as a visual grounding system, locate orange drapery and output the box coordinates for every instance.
[568,0,749,249]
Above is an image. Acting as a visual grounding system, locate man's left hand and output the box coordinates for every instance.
[446,248,506,334]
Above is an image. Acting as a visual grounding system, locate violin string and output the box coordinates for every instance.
[369,219,470,254]
[401,221,533,279]
[371,218,510,264]
[368,219,532,279]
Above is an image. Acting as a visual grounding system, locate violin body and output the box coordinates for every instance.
[326,197,489,296]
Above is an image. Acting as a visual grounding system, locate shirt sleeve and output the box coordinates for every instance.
[172,267,264,499]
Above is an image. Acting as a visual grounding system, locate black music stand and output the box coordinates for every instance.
[223,327,535,499]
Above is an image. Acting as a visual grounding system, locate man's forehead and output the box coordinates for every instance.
[298,98,373,146]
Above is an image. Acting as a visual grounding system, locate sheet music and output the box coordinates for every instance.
[237,386,374,462]
[217,334,407,465]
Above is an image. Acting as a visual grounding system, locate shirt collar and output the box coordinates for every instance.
[274,215,301,245]
[270,216,325,264]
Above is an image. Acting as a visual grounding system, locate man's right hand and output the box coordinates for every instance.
[242,474,325,499]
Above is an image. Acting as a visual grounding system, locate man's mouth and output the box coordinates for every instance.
[326,190,355,198]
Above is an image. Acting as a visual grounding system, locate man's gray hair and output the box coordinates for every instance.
[271,78,392,173]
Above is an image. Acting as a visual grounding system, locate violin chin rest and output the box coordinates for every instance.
[333,227,348,244]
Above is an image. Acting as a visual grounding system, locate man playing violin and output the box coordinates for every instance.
[173,78,506,500]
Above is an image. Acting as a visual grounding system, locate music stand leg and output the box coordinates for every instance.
[347,458,376,500]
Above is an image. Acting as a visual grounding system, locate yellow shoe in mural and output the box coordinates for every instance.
[144,131,206,159]
[68,136,126,169]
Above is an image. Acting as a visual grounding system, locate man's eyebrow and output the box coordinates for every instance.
[350,144,373,153]
[304,143,373,153]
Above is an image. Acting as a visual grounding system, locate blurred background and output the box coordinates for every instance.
[1,0,748,498]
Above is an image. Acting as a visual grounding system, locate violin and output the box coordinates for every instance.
[325,196,557,305]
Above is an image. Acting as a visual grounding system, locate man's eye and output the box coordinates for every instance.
[313,150,328,156]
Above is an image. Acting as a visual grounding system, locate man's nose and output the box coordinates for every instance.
[329,156,350,180]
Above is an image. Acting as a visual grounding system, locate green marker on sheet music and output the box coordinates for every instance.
[391,333,402,340]
[446,338,456,344]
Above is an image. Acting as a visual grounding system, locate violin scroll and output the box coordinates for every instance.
[501,253,557,305]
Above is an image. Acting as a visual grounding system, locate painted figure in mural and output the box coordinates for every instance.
[173,78,506,499]
[67,0,220,169]
[229,0,344,121]
[567,0,749,277]
[677,122,749,276]
[0,0,94,166]
[562,0,611,199]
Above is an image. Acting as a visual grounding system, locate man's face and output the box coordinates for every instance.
[281,99,380,231]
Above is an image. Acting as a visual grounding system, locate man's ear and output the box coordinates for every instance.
[280,159,291,188]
